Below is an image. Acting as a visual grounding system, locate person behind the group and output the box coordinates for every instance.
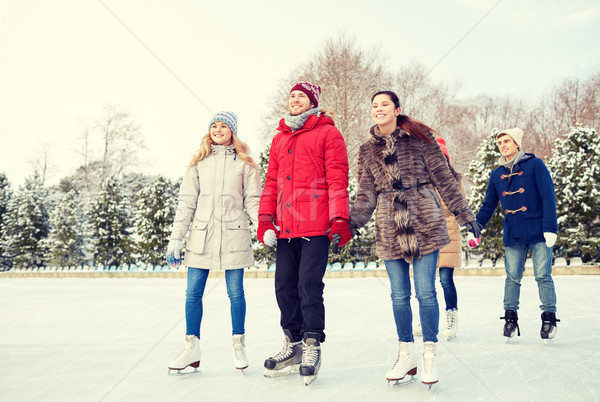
[165,111,262,374]
[434,137,464,341]
[256,81,351,385]
[348,91,481,387]
[472,127,559,342]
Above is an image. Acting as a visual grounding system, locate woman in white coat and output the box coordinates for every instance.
[166,111,262,374]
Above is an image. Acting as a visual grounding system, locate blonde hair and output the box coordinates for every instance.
[189,133,257,168]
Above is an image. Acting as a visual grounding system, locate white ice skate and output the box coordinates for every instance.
[264,329,302,378]
[444,309,459,341]
[421,341,438,390]
[168,335,201,375]
[386,341,418,387]
[232,334,248,372]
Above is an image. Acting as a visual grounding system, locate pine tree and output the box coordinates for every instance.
[253,145,276,265]
[330,171,377,264]
[1,173,50,267]
[0,173,13,268]
[44,190,85,266]
[547,126,600,262]
[467,129,505,263]
[134,176,177,265]
[86,176,133,267]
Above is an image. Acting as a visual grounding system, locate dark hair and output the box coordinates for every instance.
[371,91,435,144]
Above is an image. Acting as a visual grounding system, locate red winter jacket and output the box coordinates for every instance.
[258,113,349,238]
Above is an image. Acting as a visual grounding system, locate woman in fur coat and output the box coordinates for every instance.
[349,91,481,387]
[165,111,262,374]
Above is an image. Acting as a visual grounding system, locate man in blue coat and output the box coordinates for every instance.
[475,127,559,343]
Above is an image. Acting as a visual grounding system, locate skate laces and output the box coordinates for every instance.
[233,343,246,360]
[302,341,320,366]
[271,339,297,362]
[422,345,436,373]
[446,310,454,330]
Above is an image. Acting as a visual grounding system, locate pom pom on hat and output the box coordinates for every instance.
[497,127,523,149]
[208,111,238,136]
[290,81,321,107]
[436,137,450,161]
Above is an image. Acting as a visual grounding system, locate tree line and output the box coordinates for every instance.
[1,33,598,269]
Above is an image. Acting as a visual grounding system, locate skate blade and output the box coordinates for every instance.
[264,364,300,378]
[388,376,417,387]
[542,338,554,346]
[424,382,437,391]
[303,375,318,386]
[167,367,200,376]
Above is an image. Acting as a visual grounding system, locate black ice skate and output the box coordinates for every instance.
[500,310,520,341]
[540,311,560,345]
[299,332,321,386]
[264,329,302,378]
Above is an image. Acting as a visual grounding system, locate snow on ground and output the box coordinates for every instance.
[1,275,599,402]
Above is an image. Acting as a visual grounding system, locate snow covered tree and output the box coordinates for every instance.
[467,129,504,263]
[86,176,133,266]
[44,190,85,266]
[547,126,600,262]
[0,173,13,268]
[134,176,177,265]
[1,173,50,267]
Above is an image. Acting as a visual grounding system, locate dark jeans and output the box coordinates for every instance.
[439,267,458,310]
[274,236,330,342]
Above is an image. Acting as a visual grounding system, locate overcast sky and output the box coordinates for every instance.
[1,0,599,189]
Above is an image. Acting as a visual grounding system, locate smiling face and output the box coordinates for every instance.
[371,93,401,134]
[496,134,519,161]
[288,90,314,116]
[210,121,233,145]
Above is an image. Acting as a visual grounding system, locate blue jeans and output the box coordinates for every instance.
[439,267,457,310]
[385,251,439,343]
[504,242,556,313]
[185,268,246,337]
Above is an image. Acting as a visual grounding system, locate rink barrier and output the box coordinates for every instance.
[1,258,599,278]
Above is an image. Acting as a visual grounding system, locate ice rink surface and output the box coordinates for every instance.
[1,275,599,401]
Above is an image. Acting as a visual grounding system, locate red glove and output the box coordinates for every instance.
[257,215,279,246]
[328,219,352,248]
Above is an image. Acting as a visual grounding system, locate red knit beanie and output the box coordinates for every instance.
[436,137,450,161]
[290,81,321,107]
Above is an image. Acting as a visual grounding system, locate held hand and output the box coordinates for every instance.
[257,215,279,247]
[328,219,352,249]
[465,221,483,239]
[467,232,481,248]
[544,232,557,248]
[166,238,183,269]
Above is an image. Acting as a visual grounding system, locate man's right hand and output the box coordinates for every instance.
[257,215,279,247]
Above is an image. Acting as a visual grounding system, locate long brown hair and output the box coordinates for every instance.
[371,91,435,144]
[189,133,257,168]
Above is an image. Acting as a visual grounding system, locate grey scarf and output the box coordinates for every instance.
[284,108,319,132]
[498,150,525,172]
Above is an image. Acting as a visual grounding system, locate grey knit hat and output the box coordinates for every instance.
[208,111,238,135]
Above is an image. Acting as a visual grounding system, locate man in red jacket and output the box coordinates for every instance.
[257,81,351,385]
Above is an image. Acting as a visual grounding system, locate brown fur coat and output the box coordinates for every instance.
[350,125,475,262]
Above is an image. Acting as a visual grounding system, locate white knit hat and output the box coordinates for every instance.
[497,127,523,149]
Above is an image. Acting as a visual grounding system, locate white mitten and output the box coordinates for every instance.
[544,232,557,248]
[467,232,481,248]
[263,229,277,247]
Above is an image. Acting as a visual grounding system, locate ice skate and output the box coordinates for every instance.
[167,335,201,375]
[232,334,248,372]
[299,332,321,386]
[444,308,459,341]
[421,341,438,390]
[386,341,417,387]
[414,323,422,337]
[500,310,520,342]
[263,329,302,378]
[540,312,560,345]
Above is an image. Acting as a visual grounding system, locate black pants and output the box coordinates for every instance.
[275,236,329,342]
